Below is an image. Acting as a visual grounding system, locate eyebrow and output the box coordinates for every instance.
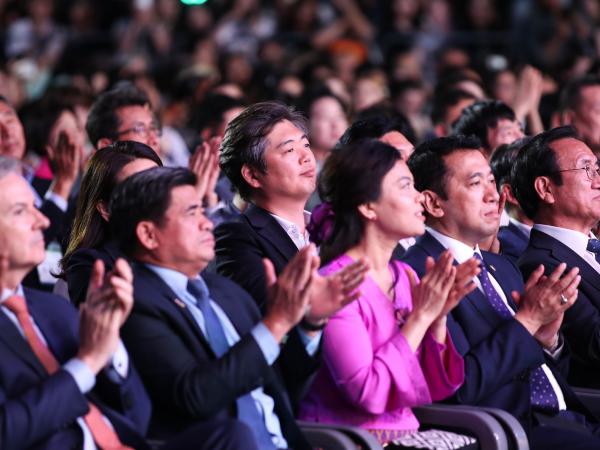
[275,134,309,149]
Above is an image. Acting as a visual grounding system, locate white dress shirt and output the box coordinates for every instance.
[533,224,600,274]
[426,227,567,410]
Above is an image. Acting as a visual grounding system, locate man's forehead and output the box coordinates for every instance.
[551,137,595,163]
[116,104,152,122]
[0,174,33,207]
[444,148,489,172]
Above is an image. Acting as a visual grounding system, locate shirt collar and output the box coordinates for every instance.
[1,285,24,303]
[426,226,480,263]
[532,224,592,254]
[144,263,205,301]
[269,210,311,232]
[509,217,532,238]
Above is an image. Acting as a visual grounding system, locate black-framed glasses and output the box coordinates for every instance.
[556,165,600,181]
[116,123,162,138]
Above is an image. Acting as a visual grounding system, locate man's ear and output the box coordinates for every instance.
[421,190,445,218]
[241,164,262,189]
[533,176,555,205]
[501,183,519,207]
[97,137,113,150]
[96,201,110,221]
[136,221,159,251]
[357,202,377,221]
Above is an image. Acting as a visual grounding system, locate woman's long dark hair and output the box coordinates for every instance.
[60,141,162,274]
[317,138,401,265]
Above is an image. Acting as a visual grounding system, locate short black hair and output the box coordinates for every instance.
[109,167,197,257]
[430,88,477,125]
[490,137,532,190]
[452,100,517,150]
[559,75,600,114]
[219,101,307,201]
[512,126,580,220]
[86,83,150,148]
[338,112,414,147]
[191,93,246,137]
[408,135,482,199]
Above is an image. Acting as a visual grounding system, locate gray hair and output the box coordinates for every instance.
[0,156,23,181]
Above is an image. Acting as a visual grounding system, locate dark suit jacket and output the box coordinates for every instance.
[498,222,530,264]
[403,231,593,432]
[121,264,311,449]
[214,203,321,406]
[0,288,150,450]
[519,229,600,388]
[65,241,123,306]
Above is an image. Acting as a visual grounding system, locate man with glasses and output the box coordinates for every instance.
[515,126,600,389]
[86,83,161,157]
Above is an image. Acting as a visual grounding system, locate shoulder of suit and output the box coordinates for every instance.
[23,287,76,312]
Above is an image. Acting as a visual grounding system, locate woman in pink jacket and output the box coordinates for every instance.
[300,138,480,447]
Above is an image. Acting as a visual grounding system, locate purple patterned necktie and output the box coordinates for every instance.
[473,253,559,413]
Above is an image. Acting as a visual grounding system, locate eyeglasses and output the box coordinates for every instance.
[556,165,600,181]
[116,123,162,138]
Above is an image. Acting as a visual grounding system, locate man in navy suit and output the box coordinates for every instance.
[489,138,534,263]
[514,126,600,389]
[0,165,258,450]
[215,101,367,406]
[109,166,356,449]
[0,166,151,450]
[403,135,600,450]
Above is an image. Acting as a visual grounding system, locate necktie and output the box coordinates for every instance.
[587,239,600,264]
[186,280,277,450]
[473,254,559,413]
[4,295,132,450]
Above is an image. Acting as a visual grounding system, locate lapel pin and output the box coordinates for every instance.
[489,264,496,272]
[174,298,187,309]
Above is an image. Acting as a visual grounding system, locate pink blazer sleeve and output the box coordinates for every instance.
[322,299,433,415]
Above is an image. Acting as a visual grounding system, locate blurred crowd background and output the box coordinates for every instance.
[1,0,599,168]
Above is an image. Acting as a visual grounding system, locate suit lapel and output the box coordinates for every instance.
[418,232,509,328]
[531,229,600,291]
[245,204,299,265]
[0,306,48,376]
[135,265,218,358]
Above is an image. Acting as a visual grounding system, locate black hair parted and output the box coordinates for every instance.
[108,167,197,257]
[512,126,580,220]
[408,135,482,198]
[452,100,516,150]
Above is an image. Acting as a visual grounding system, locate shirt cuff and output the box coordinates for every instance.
[543,334,564,359]
[297,328,322,356]
[64,358,96,393]
[105,340,129,382]
[44,191,68,212]
[251,322,281,365]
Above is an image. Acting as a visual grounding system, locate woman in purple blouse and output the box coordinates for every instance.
[300,139,480,447]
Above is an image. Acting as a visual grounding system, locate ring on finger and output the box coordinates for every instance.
[560,293,568,305]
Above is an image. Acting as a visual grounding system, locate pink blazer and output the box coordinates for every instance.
[299,254,464,432]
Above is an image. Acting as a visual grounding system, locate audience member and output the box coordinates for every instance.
[0,161,152,449]
[215,101,368,406]
[300,139,478,449]
[86,83,161,156]
[403,135,600,450]
[559,75,600,156]
[515,126,600,389]
[490,137,533,263]
[452,100,524,158]
[430,88,477,137]
[108,166,358,448]
[61,141,162,305]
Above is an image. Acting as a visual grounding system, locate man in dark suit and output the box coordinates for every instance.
[109,166,355,449]
[0,167,151,450]
[215,101,367,405]
[514,126,600,389]
[403,135,600,450]
[0,167,255,450]
[489,138,534,263]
